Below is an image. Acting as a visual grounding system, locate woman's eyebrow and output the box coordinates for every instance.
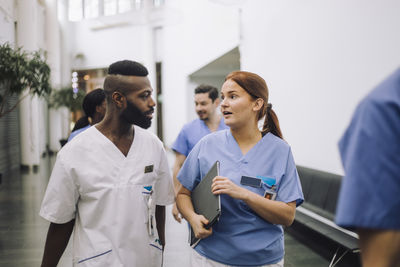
[222,90,237,95]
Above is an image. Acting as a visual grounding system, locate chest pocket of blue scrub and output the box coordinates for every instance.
[259,176,277,200]
[239,175,277,213]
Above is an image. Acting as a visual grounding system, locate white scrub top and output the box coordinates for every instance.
[40,126,175,266]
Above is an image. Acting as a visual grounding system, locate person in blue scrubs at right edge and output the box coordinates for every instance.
[335,68,400,267]
[176,71,304,267]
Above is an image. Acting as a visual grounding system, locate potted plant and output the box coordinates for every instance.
[0,42,52,183]
[49,86,86,112]
[49,86,86,146]
[0,42,51,118]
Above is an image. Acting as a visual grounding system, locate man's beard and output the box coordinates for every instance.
[121,100,153,129]
[197,111,209,121]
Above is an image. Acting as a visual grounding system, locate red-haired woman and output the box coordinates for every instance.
[176,71,304,267]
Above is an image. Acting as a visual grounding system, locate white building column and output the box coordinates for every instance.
[45,0,64,151]
[17,0,40,167]
[58,0,72,140]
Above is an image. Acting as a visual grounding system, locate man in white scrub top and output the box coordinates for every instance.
[39,60,175,267]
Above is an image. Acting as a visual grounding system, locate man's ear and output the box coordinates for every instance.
[253,98,264,112]
[214,98,220,106]
[112,91,125,109]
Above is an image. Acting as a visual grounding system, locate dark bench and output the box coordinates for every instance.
[295,166,360,267]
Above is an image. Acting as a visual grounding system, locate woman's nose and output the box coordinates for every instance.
[220,98,227,106]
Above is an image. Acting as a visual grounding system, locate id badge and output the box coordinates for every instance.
[240,176,262,188]
[263,189,277,200]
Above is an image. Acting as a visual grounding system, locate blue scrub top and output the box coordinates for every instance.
[172,118,229,156]
[178,130,304,266]
[335,68,400,230]
[68,125,91,142]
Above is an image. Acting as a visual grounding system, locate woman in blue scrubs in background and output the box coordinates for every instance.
[176,71,304,267]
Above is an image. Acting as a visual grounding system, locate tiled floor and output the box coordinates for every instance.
[0,154,333,267]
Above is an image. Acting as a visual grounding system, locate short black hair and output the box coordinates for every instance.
[194,84,219,102]
[82,88,106,118]
[108,60,148,76]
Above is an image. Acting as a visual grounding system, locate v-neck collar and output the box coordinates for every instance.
[200,117,225,133]
[227,130,269,161]
[93,125,139,160]
[200,120,212,133]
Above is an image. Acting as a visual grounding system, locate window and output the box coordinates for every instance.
[118,0,132,13]
[104,0,117,16]
[68,0,142,21]
[84,0,99,19]
[69,0,83,21]
[134,0,143,10]
[153,0,164,7]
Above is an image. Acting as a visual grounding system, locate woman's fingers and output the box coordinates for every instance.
[211,176,247,200]
[212,176,234,192]
[198,215,209,225]
[197,227,212,239]
[212,176,230,192]
[192,215,212,239]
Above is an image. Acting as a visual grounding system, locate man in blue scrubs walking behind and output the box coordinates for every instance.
[335,68,400,267]
[171,84,228,222]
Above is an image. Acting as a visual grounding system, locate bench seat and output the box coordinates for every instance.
[295,166,360,266]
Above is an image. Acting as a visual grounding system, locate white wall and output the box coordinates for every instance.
[64,0,240,148]
[240,0,400,174]
[162,0,240,149]
[0,0,15,43]
[61,0,400,174]
[67,4,161,132]
[69,16,149,70]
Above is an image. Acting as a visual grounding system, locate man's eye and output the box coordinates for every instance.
[141,93,150,99]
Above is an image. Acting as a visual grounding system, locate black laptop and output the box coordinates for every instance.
[189,161,221,247]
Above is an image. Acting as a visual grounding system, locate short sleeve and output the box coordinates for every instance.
[335,96,400,229]
[39,155,79,223]
[276,148,304,207]
[153,147,175,206]
[172,127,190,156]
[177,142,202,191]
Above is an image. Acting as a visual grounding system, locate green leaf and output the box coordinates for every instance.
[49,87,86,112]
[0,42,52,118]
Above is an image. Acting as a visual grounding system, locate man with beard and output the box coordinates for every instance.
[39,60,174,267]
[171,85,228,222]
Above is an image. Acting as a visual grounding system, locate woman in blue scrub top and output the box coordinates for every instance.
[176,71,304,267]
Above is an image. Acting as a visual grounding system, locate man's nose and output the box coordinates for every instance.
[150,97,156,107]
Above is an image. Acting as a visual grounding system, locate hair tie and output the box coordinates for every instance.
[267,103,272,112]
